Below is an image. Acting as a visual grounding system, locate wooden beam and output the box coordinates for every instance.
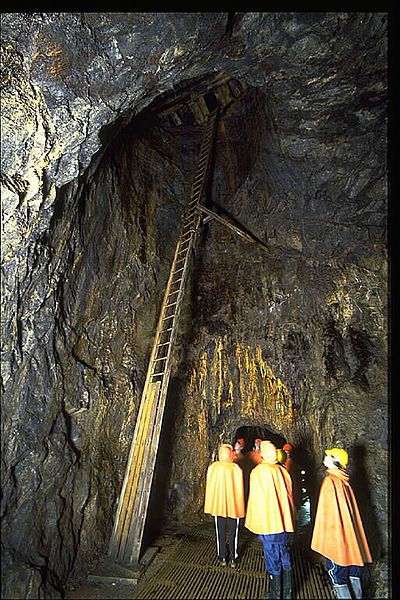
[197,205,269,252]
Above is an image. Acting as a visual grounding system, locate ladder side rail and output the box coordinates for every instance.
[117,380,161,562]
[108,376,161,556]
[122,109,219,557]
[109,217,201,556]
[109,108,219,562]
[127,219,204,563]
[108,232,187,555]
[108,370,159,554]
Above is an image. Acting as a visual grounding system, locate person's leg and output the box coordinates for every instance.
[226,517,240,565]
[259,536,282,600]
[215,516,227,563]
[349,566,363,599]
[326,560,352,599]
[280,540,292,599]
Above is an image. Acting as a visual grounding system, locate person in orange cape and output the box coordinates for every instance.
[204,443,245,567]
[247,437,263,470]
[282,442,294,471]
[232,437,246,468]
[311,448,372,600]
[245,441,295,600]
[282,442,302,510]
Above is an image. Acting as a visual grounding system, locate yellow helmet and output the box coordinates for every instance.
[277,449,287,464]
[325,447,348,468]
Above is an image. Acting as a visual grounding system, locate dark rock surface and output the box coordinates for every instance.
[1,12,388,598]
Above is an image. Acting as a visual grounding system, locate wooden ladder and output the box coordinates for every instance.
[108,108,220,565]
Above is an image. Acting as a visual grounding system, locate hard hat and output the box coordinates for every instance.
[260,441,277,463]
[283,442,293,452]
[277,449,287,464]
[325,447,348,468]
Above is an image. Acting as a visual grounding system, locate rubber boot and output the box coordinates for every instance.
[282,568,292,599]
[264,572,271,600]
[265,572,281,599]
[349,576,362,599]
[333,583,352,599]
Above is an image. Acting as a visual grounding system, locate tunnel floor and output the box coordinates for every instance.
[66,521,335,599]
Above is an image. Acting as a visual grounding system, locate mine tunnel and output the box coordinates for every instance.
[1,12,389,600]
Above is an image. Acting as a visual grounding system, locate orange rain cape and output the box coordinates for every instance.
[247,449,263,469]
[244,462,295,534]
[204,444,245,518]
[311,468,372,566]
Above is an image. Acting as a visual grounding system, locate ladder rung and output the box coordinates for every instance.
[178,243,190,252]
[165,301,178,308]
[182,223,196,235]
[157,341,170,347]
[153,356,167,363]
[162,314,175,321]
[181,226,195,236]
[160,327,173,333]
[182,218,196,226]
[194,173,206,182]
[173,267,184,275]
[167,289,179,296]
[151,372,165,378]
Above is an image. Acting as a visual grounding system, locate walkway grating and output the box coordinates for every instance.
[134,523,335,600]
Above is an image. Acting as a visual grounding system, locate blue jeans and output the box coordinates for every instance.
[326,559,363,585]
[258,532,292,576]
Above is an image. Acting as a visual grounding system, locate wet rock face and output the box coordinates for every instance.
[1,12,388,599]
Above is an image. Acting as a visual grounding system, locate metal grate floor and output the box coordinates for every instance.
[134,523,335,600]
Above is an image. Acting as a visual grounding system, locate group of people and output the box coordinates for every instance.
[204,438,372,600]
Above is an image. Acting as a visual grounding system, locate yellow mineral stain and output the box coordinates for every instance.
[189,338,293,427]
[326,280,354,330]
[211,337,225,414]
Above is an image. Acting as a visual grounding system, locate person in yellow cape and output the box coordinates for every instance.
[204,443,245,567]
[311,448,372,599]
[244,440,295,600]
